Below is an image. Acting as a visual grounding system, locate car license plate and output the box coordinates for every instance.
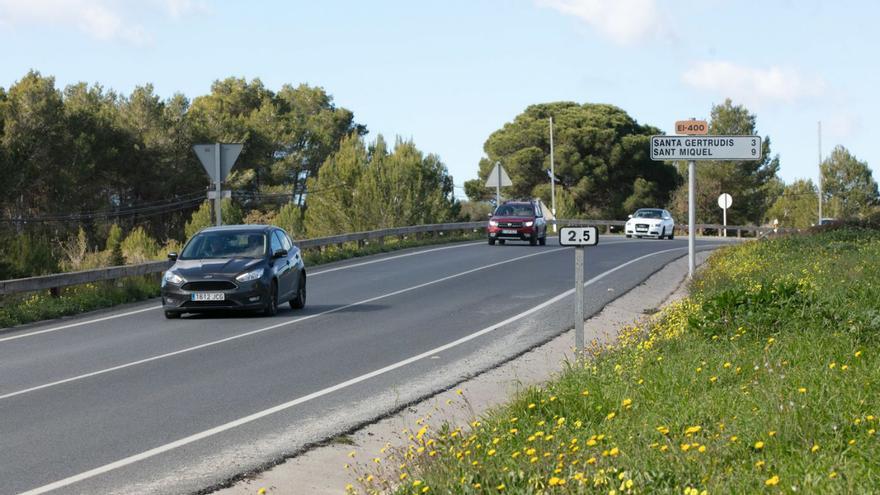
[502,229,517,234]
[191,292,224,301]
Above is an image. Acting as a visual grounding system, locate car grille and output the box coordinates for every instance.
[635,223,649,230]
[497,221,524,228]
[182,281,237,291]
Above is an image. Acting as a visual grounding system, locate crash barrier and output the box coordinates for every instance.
[0,220,787,296]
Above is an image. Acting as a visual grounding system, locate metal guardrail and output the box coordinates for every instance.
[0,219,784,296]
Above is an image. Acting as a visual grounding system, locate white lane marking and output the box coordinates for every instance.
[20,244,722,495]
[0,307,159,344]
[0,241,488,344]
[0,236,639,344]
[308,241,483,276]
[0,248,567,401]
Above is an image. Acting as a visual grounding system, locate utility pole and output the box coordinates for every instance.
[549,117,557,232]
[818,121,823,224]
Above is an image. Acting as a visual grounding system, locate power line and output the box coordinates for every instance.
[1,197,204,224]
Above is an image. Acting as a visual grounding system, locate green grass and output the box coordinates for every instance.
[0,275,161,328]
[348,227,880,494]
[0,231,484,329]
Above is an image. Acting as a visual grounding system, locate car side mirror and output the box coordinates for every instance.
[487,213,493,219]
[272,249,288,259]
[167,252,178,262]
[627,215,633,219]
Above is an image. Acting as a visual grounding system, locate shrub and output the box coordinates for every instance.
[185,200,244,238]
[120,226,160,264]
[274,202,305,238]
[105,223,125,266]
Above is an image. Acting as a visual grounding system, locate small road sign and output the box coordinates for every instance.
[559,226,599,246]
[717,193,733,209]
[650,135,762,161]
[560,225,599,353]
[193,143,243,227]
[675,120,708,135]
[193,143,243,183]
[485,163,512,188]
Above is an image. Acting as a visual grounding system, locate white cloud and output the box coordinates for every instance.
[0,0,207,44]
[682,61,827,106]
[536,0,665,45]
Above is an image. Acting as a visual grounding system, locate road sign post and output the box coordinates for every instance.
[718,193,733,237]
[559,226,599,353]
[651,130,762,278]
[193,143,243,226]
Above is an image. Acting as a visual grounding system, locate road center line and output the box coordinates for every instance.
[0,247,568,401]
[0,241,489,344]
[0,237,637,344]
[20,244,722,495]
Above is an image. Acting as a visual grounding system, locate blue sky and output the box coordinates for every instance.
[1,0,877,199]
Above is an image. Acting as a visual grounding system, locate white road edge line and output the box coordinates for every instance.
[21,244,722,495]
[0,237,635,344]
[0,248,567,401]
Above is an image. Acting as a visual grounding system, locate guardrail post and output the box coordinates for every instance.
[737,229,741,238]
[378,236,385,247]
[50,287,60,298]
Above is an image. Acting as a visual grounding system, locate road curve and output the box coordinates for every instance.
[0,235,733,494]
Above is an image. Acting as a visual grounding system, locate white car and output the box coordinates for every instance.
[625,208,675,239]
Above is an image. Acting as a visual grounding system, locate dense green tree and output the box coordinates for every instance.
[305,134,456,236]
[821,145,878,219]
[184,200,244,239]
[668,99,781,225]
[0,71,70,220]
[303,134,371,236]
[764,179,819,228]
[468,102,678,219]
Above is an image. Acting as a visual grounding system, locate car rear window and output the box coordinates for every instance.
[180,232,266,259]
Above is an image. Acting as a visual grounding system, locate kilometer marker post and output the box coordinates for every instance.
[559,226,599,352]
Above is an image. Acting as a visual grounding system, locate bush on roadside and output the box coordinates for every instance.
[184,200,244,239]
[120,226,160,264]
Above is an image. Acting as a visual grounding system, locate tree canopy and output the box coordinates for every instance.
[821,145,878,219]
[466,102,679,218]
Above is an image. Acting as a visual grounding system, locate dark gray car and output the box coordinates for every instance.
[160,225,306,319]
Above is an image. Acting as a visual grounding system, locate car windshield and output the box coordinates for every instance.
[180,232,266,260]
[494,204,534,217]
[634,210,663,219]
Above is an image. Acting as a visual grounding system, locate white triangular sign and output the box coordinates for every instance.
[485,163,512,187]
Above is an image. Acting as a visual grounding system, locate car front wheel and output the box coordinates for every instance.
[263,281,278,316]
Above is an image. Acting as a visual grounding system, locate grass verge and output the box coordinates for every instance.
[348,226,880,494]
[0,231,484,329]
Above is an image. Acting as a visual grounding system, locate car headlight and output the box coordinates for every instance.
[524,221,534,227]
[489,220,498,227]
[162,271,184,286]
[236,268,265,282]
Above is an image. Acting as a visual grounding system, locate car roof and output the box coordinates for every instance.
[198,224,276,234]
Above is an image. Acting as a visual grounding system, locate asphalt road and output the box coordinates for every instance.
[0,235,733,494]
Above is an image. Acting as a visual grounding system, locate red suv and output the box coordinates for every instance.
[487,200,548,246]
